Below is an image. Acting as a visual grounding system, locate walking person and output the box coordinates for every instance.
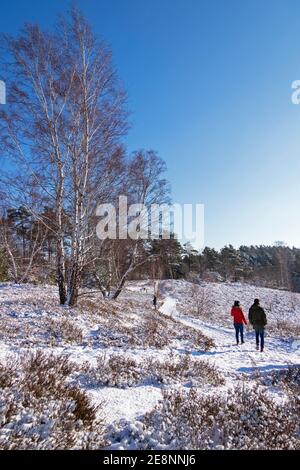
[153,294,157,310]
[231,300,247,345]
[249,299,267,352]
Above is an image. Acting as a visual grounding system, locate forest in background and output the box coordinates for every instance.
[1,210,299,294]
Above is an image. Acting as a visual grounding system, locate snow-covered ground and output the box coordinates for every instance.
[159,285,300,377]
[0,279,299,449]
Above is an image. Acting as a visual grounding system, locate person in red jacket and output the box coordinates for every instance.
[231,300,248,345]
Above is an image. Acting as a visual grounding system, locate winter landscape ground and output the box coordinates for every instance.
[0,280,299,450]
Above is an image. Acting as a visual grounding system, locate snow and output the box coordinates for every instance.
[89,386,162,424]
[0,279,299,448]
[164,304,300,374]
[159,294,300,378]
[159,297,177,317]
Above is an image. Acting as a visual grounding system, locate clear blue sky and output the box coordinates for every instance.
[1,0,300,249]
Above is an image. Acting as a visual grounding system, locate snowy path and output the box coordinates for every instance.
[93,293,300,425]
[159,296,300,378]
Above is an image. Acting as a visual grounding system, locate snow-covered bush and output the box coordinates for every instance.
[0,351,106,449]
[0,316,30,343]
[92,354,143,388]
[98,312,176,349]
[174,322,215,351]
[78,296,117,316]
[94,305,215,351]
[140,312,174,349]
[146,355,224,387]
[267,320,300,340]
[45,317,84,344]
[137,386,300,450]
[264,366,300,395]
[139,312,215,351]
[111,385,299,449]
[83,353,224,389]
[0,356,17,388]
[187,284,213,319]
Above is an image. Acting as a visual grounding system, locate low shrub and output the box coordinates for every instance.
[147,355,225,387]
[263,366,300,395]
[141,385,300,450]
[45,318,83,345]
[84,353,224,389]
[0,351,105,449]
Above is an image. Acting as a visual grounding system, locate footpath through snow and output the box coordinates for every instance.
[98,290,300,429]
[159,296,300,378]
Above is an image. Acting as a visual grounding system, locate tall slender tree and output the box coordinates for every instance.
[0,8,128,305]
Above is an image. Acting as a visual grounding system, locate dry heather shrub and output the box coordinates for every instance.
[85,353,224,389]
[20,350,75,398]
[189,285,212,319]
[78,298,102,315]
[265,366,300,395]
[0,317,29,341]
[0,351,105,449]
[45,317,83,344]
[173,321,215,351]
[0,357,17,388]
[268,321,300,340]
[78,297,118,317]
[76,299,214,352]
[66,387,98,426]
[280,366,300,393]
[141,312,174,349]
[97,312,175,349]
[86,354,143,388]
[175,285,217,322]
[139,385,300,450]
[187,329,215,351]
[141,311,215,351]
[147,355,224,387]
[97,319,141,348]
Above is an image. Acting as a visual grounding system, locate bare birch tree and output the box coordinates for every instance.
[111,150,170,299]
[0,7,128,305]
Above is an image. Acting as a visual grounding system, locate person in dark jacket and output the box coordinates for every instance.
[249,299,267,352]
[231,300,247,345]
[153,295,157,310]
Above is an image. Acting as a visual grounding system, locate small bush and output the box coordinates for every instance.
[141,313,174,349]
[0,351,106,449]
[85,354,143,388]
[45,318,83,344]
[150,310,215,352]
[0,250,8,282]
[97,312,175,349]
[268,321,300,340]
[66,387,98,426]
[140,385,300,450]
[183,328,215,351]
[170,318,215,351]
[85,353,224,389]
[263,366,300,395]
[0,357,17,389]
[147,355,225,387]
[20,350,75,398]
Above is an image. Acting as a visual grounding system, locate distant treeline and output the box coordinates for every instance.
[1,212,299,293]
[133,242,300,293]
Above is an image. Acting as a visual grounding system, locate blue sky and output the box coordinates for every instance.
[1,0,300,249]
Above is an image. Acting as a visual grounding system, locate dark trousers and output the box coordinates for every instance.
[234,323,244,344]
[255,328,265,350]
